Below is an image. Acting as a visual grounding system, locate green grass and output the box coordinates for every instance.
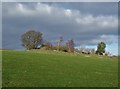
[0,50,2,88]
[2,50,118,87]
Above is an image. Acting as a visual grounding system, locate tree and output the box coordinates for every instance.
[96,42,106,55]
[91,48,95,54]
[57,36,63,51]
[21,30,42,50]
[41,41,53,50]
[66,39,74,53]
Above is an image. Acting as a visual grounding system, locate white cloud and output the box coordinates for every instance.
[96,16,118,28]
[64,9,72,17]
[17,3,24,11]
[36,2,52,14]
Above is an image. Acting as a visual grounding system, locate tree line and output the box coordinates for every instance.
[21,30,107,55]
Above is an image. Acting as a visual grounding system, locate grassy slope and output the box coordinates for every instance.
[2,50,118,87]
[0,50,2,88]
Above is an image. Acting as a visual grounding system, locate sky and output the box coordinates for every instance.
[2,2,118,55]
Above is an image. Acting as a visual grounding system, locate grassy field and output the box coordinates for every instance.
[0,50,2,88]
[2,50,118,87]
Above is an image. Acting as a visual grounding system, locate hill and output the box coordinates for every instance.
[2,50,118,87]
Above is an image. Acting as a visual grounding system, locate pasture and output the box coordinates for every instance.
[2,50,118,87]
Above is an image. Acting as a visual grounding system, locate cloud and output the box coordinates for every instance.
[2,2,118,49]
[2,0,120,2]
[0,3,2,48]
[90,35,118,44]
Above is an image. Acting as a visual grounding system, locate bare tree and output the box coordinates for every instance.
[57,36,63,51]
[42,41,53,50]
[66,39,74,53]
[21,30,42,50]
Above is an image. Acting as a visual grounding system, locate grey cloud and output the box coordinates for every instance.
[2,2,118,49]
[2,0,120,2]
[45,2,118,16]
[0,3,2,48]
